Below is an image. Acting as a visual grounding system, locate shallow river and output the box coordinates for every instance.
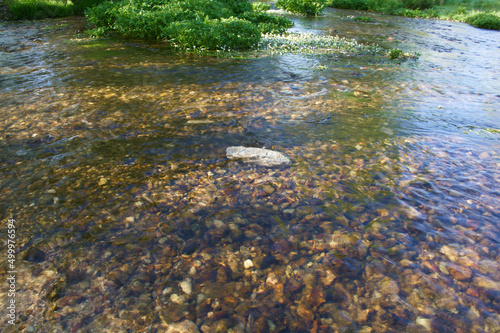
[0,8,499,333]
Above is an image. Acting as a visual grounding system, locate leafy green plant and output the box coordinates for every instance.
[252,1,271,12]
[85,0,294,50]
[239,11,294,34]
[465,12,500,29]
[394,7,438,17]
[8,0,72,19]
[401,0,434,10]
[327,0,370,10]
[7,0,106,19]
[276,0,327,15]
[164,17,261,50]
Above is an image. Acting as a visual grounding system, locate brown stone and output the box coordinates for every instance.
[378,277,400,295]
[447,263,472,281]
[357,309,372,323]
[307,286,326,309]
[474,275,500,291]
[466,288,479,297]
[296,303,315,322]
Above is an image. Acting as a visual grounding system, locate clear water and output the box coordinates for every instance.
[0,10,499,332]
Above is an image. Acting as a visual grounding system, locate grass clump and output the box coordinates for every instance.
[386,48,420,60]
[6,0,104,19]
[352,15,375,22]
[85,0,294,50]
[465,12,500,29]
[328,0,403,13]
[276,0,328,16]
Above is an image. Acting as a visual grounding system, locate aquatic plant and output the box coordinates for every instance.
[276,0,328,16]
[352,15,375,22]
[386,48,420,60]
[258,32,383,55]
[85,0,294,50]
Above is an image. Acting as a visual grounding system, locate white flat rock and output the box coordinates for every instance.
[226,146,291,167]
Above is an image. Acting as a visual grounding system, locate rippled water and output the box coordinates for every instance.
[1,10,499,333]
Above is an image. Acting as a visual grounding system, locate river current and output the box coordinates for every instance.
[0,9,499,332]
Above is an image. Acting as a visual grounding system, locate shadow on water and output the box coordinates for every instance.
[0,13,499,332]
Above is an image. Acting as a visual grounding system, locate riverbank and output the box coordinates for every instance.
[1,0,101,20]
[328,0,500,30]
[1,0,500,31]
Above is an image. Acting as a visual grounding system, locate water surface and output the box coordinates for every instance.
[0,10,499,332]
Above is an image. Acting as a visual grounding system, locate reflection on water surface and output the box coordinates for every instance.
[0,11,499,333]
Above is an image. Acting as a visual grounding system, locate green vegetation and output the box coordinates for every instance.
[252,1,271,12]
[276,0,328,16]
[352,15,375,22]
[465,13,500,29]
[327,0,500,30]
[386,48,420,60]
[6,0,103,19]
[84,0,294,50]
[258,32,383,55]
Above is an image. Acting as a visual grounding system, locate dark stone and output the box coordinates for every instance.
[259,255,279,270]
[22,247,46,263]
[183,241,199,255]
[65,268,87,285]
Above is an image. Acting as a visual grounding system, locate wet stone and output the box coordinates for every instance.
[22,247,46,262]
[165,320,200,333]
[377,277,400,295]
[179,279,192,295]
[262,184,275,195]
[226,146,291,167]
[447,262,472,281]
[474,275,500,291]
[243,259,254,269]
[259,255,279,269]
[38,194,54,205]
[170,293,186,305]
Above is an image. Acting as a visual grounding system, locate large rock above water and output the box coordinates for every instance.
[226,146,291,167]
